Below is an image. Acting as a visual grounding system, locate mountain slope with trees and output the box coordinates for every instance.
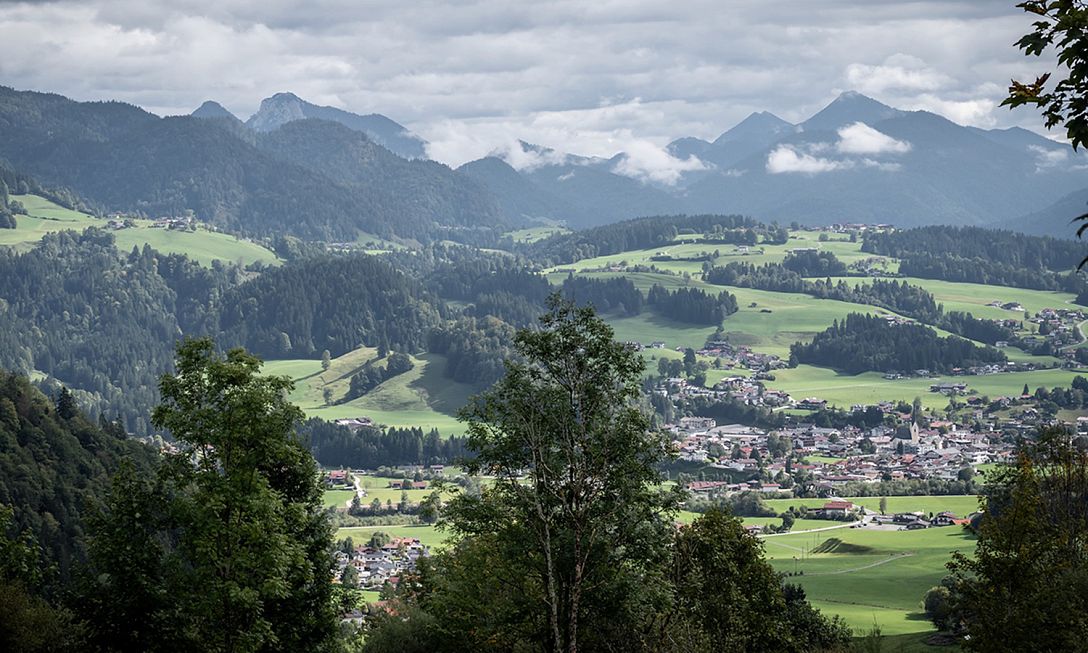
[0,86,505,242]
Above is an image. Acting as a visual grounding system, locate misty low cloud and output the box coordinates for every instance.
[611,141,707,185]
[766,145,852,175]
[836,122,911,155]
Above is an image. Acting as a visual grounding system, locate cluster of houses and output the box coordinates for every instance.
[334,536,429,592]
[1027,307,1086,351]
[667,412,1021,491]
[103,214,196,231]
[652,375,793,410]
[803,500,973,530]
[698,340,787,373]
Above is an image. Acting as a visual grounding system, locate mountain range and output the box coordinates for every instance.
[0,86,502,242]
[1,85,1086,240]
[461,91,1088,233]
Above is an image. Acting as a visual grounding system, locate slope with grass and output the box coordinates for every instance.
[764,495,981,517]
[2,194,279,266]
[767,365,1086,410]
[543,230,880,278]
[264,347,475,436]
[763,525,975,636]
[548,270,921,357]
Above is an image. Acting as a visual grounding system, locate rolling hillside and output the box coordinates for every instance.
[1,194,279,266]
[0,86,505,242]
[264,346,474,436]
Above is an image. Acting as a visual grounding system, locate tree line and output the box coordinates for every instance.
[790,313,1007,374]
[705,258,1016,344]
[526,213,766,265]
[298,418,469,468]
[862,225,1087,293]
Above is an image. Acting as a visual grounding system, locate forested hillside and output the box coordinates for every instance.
[791,313,1007,374]
[0,371,155,582]
[0,230,238,434]
[862,226,1087,292]
[0,87,507,243]
[217,254,445,358]
[255,120,507,240]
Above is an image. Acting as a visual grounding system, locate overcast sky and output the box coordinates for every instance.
[0,0,1062,176]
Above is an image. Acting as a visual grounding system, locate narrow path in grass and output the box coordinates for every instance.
[805,552,915,576]
[347,476,364,509]
[759,522,853,538]
[1060,298,1088,353]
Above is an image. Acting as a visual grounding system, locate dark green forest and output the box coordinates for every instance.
[790,313,1008,374]
[862,226,1088,292]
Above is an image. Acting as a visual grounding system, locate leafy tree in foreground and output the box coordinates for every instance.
[1005,1,1088,149]
[0,506,81,653]
[443,296,679,652]
[365,298,847,652]
[370,297,679,652]
[1005,1,1088,255]
[78,338,338,653]
[946,427,1088,650]
[668,509,849,652]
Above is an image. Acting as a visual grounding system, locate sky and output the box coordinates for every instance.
[0,0,1063,180]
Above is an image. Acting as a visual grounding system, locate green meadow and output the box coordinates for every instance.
[826,275,1078,320]
[764,495,981,517]
[334,504,974,638]
[763,525,975,637]
[3,194,279,266]
[547,270,915,358]
[323,489,355,509]
[264,347,475,436]
[768,365,1088,410]
[506,226,571,243]
[336,523,447,549]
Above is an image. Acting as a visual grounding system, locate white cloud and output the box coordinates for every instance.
[861,159,902,172]
[611,140,706,185]
[0,1,1064,168]
[1028,144,1070,169]
[899,94,999,127]
[766,145,852,174]
[836,122,911,154]
[845,54,952,95]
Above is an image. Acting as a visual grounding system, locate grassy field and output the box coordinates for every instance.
[336,524,446,548]
[768,364,1088,410]
[323,489,355,509]
[763,525,974,636]
[764,495,981,517]
[544,230,881,278]
[823,275,1079,321]
[353,474,445,506]
[3,195,279,266]
[506,226,570,243]
[549,270,916,358]
[264,348,475,436]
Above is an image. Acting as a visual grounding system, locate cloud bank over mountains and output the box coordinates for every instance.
[0,0,1063,175]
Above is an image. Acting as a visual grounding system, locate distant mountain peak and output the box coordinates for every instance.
[245,92,427,159]
[713,111,794,145]
[191,100,238,121]
[802,91,901,132]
